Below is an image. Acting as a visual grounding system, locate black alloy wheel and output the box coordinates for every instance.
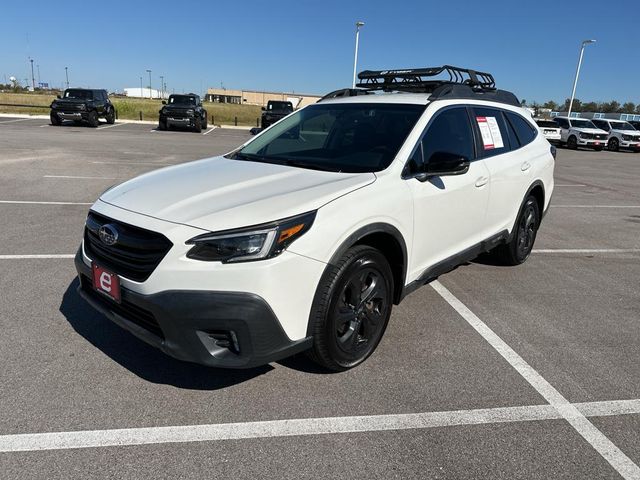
[567,136,578,150]
[88,110,99,128]
[307,245,393,371]
[490,195,540,266]
[50,112,61,126]
[608,138,619,152]
[193,117,202,133]
[105,108,116,124]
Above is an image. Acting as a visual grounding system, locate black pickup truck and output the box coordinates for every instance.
[159,94,208,132]
[261,100,294,129]
[50,88,116,127]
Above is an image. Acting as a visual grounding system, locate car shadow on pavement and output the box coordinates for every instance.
[59,279,272,390]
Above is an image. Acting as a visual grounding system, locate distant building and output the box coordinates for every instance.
[205,88,321,108]
[551,111,640,121]
[124,87,168,99]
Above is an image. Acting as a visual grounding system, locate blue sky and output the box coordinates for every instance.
[1,0,638,104]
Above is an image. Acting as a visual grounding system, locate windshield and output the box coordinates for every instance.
[570,119,596,129]
[169,95,196,105]
[536,120,557,128]
[230,103,424,173]
[64,89,92,100]
[268,101,293,111]
[610,121,635,131]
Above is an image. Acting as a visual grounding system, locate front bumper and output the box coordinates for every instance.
[75,249,312,368]
[577,138,605,148]
[52,110,88,121]
[620,141,640,150]
[161,115,196,127]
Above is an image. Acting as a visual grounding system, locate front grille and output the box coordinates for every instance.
[594,134,606,140]
[80,275,164,339]
[58,103,84,111]
[165,108,191,118]
[84,212,172,282]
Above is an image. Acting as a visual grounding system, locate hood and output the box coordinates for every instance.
[163,104,195,110]
[612,129,640,135]
[572,127,607,134]
[100,156,376,231]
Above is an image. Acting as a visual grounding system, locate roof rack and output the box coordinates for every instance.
[356,65,496,93]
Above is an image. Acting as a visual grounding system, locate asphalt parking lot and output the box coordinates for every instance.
[0,116,639,479]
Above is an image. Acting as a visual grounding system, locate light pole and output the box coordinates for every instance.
[65,67,69,89]
[37,64,41,87]
[352,21,365,88]
[146,69,152,98]
[567,39,596,118]
[160,75,164,99]
[29,58,35,90]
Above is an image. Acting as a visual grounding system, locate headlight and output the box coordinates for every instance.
[186,211,316,263]
[186,109,194,115]
[161,108,168,115]
[579,132,587,139]
[79,104,86,110]
[622,135,632,141]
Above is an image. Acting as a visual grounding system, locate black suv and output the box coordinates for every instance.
[261,100,294,129]
[159,94,208,132]
[50,89,115,127]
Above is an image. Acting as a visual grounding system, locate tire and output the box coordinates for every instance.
[87,110,99,128]
[158,118,167,131]
[193,117,202,133]
[105,108,115,125]
[306,245,394,371]
[201,114,208,130]
[567,135,578,150]
[608,138,619,152]
[50,112,61,126]
[492,195,540,266]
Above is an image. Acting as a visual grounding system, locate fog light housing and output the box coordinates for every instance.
[208,330,240,354]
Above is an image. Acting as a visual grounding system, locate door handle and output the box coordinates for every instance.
[475,176,489,187]
[521,161,531,171]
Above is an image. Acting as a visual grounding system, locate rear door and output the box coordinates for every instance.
[405,106,492,278]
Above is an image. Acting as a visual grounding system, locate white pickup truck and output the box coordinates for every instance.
[553,116,608,151]
[591,119,640,152]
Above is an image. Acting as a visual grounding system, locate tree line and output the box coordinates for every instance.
[524,98,639,114]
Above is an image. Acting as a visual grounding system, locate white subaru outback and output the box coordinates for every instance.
[75,66,555,371]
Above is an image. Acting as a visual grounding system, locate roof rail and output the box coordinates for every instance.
[317,88,371,103]
[356,65,495,93]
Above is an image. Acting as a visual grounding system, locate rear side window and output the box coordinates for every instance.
[505,112,537,146]
[554,118,569,129]
[472,107,511,157]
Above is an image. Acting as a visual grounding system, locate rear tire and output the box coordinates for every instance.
[50,112,61,126]
[306,245,394,371]
[87,110,99,128]
[567,136,578,150]
[491,196,540,266]
[607,138,619,152]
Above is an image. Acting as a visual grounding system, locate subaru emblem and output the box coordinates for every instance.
[98,224,118,246]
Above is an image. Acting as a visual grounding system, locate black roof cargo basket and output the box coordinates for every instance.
[352,65,519,107]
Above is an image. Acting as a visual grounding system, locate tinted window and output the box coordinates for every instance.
[505,112,537,146]
[472,107,511,157]
[554,118,569,128]
[592,120,609,131]
[421,107,475,165]
[536,120,557,128]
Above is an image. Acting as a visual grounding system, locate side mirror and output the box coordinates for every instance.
[416,152,470,181]
[56,94,61,99]
[161,100,166,105]
[261,107,266,111]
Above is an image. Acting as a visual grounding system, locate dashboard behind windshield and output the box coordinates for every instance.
[231,103,424,173]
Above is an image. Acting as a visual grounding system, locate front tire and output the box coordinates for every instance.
[50,112,61,126]
[105,108,116,124]
[607,138,619,152]
[567,136,578,150]
[307,245,394,371]
[193,117,202,133]
[87,110,99,128]
[492,196,540,266]
[201,114,208,130]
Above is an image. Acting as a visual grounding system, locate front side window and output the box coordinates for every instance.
[231,103,424,173]
[610,121,634,131]
[570,119,597,129]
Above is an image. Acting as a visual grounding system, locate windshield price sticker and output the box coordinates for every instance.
[476,116,504,150]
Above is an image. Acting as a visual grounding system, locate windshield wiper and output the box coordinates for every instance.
[280,159,337,172]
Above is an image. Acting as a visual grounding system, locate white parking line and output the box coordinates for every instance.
[96,123,127,130]
[43,175,120,180]
[534,249,640,254]
[555,184,587,187]
[202,126,217,135]
[552,205,640,208]
[0,118,34,124]
[0,398,638,453]
[0,254,75,260]
[0,200,91,206]
[431,280,640,480]
[91,161,173,166]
